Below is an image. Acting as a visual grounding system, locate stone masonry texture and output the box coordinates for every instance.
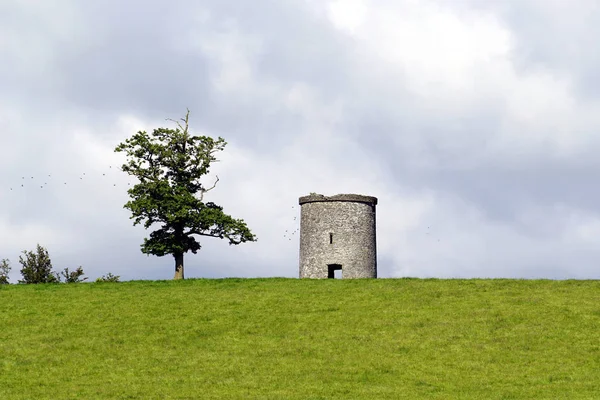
[298,193,377,279]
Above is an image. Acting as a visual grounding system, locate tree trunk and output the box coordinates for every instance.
[174,252,184,280]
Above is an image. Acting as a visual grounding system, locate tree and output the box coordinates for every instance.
[19,244,60,284]
[95,272,120,283]
[60,266,88,283]
[114,110,257,279]
[0,258,10,285]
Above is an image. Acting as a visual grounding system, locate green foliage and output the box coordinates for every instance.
[18,244,60,284]
[114,109,256,277]
[0,279,599,398]
[0,258,10,284]
[95,272,121,283]
[60,266,88,283]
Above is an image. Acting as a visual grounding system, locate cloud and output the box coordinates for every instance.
[1,0,600,282]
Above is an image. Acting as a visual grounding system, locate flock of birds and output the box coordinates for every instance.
[5,171,442,244]
[4,165,304,243]
[280,207,440,243]
[283,206,300,241]
[5,165,134,192]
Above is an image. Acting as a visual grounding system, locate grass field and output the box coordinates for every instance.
[1,278,599,399]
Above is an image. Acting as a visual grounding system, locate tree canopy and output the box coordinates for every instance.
[114,110,256,279]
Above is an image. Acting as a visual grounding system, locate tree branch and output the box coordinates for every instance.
[198,175,219,202]
[223,233,242,245]
[166,108,190,134]
[184,229,222,238]
[184,229,242,245]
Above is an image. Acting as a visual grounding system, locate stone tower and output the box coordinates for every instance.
[298,193,377,279]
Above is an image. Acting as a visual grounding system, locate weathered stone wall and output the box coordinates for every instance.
[298,194,377,279]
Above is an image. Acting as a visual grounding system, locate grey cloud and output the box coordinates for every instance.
[458,0,600,99]
[2,0,357,148]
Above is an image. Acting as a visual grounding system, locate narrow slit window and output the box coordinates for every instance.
[329,233,333,244]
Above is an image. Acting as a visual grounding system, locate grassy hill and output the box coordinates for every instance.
[1,278,599,399]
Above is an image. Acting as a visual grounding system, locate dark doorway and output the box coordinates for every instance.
[328,264,342,279]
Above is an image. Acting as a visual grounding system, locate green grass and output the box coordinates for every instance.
[1,278,599,399]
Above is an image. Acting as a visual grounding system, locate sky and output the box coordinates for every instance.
[2,0,600,282]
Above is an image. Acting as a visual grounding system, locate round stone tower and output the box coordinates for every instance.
[298,193,377,279]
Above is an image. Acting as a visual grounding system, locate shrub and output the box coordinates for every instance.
[0,258,10,284]
[61,267,88,283]
[96,273,120,283]
[18,244,60,284]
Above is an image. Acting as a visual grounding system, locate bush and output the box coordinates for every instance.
[18,244,60,284]
[96,273,120,283]
[0,258,10,285]
[61,267,88,283]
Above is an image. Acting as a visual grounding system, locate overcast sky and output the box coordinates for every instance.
[2,0,600,282]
